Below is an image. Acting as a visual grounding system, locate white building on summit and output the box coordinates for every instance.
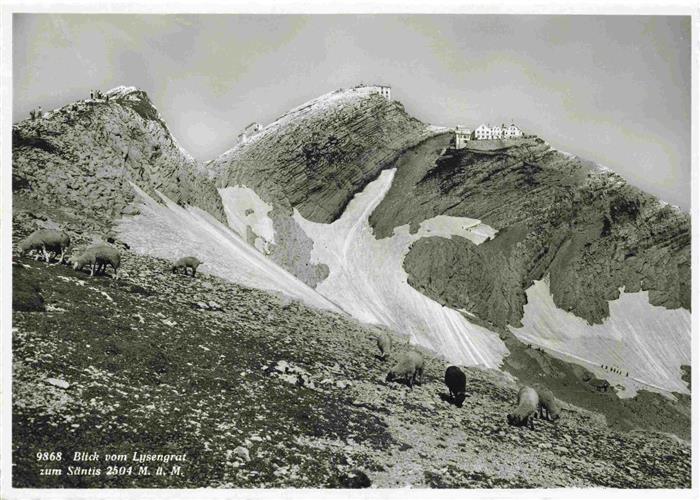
[457,122,524,147]
[376,85,391,100]
[474,123,493,140]
[238,122,263,144]
[503,123,523,139]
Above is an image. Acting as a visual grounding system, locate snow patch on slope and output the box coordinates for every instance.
[116,184,342,313]
[219,186,275,254]
[511,279,691,397]
[295,168,508,369]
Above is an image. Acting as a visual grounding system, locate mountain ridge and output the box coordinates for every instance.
[12,84,691,399]
[11,84,693,488]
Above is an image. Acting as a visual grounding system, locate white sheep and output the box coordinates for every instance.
[72,244,121,279]
[534,385,561,422]
[171,256,203,277]
[386,351,424,388]
[507,386,539,430]
[18,229,71,264]
[376,332,392,361]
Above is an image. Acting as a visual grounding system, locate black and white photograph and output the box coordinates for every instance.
[1,1,697,497]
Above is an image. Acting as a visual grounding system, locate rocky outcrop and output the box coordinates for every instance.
[12,86,226,236]
[371,138,690,326]
[267,208,330,288]
[207,86,433,224]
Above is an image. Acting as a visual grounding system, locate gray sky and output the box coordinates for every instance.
[13,14,691,210]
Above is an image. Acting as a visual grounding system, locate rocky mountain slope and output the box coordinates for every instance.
[368,136,690,394]
[12,86,225,237]
[206,86,442,285]
[12,85,692,480]
[12,254,691,488]
[207,86,433,224]
[372,137,689,327]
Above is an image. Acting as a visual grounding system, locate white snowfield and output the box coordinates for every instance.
[116,184,342,313]
[295,168,508,369]
[511,279,691,396]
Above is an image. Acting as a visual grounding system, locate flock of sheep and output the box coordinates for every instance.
[16,228,203,279]
[377,332,561,431]
[18,228,562,431]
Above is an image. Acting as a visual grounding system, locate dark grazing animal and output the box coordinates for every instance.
[507,386,539,430]
[18,229,71,264]
[444,365,467,407]
[72,244,121,279]
[171,256,203,277]
[386,351,424,389]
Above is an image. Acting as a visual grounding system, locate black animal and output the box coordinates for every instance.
[444,366,467,407]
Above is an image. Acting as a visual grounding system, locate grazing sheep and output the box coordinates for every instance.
[171,256,202,277]
[534,385,560,421]
[444,366,467,407]
[588,377,610,392]
[386,351,424,388]
[376,332,392,361]
[72,244,120,279]
[507,386,539,430]
[18,229,71,264]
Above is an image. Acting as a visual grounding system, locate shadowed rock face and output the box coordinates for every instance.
[206,87,433,224]
[12,86,226,236]
[371,138,690,327]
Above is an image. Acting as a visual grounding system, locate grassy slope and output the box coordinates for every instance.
[12,254,690,488]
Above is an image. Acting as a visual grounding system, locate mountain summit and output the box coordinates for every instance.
[13,85,226,234]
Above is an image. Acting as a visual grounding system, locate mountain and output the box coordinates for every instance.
[206,85,441,286]
[200,87,689,398]
[372,137,689,324]
[370,135,691,394]
[12,85,692,480]
[12,85,226,236]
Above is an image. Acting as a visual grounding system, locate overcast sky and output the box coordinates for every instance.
[13,14,691,210]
